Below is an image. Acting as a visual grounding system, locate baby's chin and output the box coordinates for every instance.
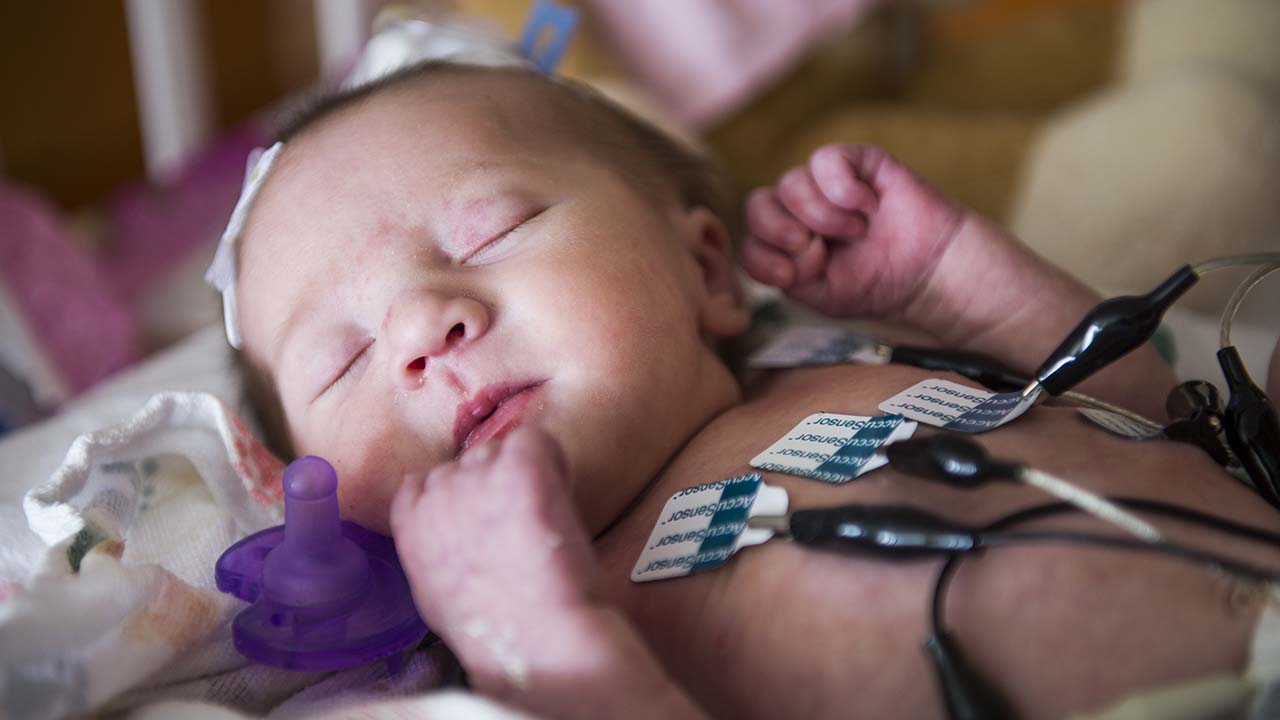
[326,407,638,538]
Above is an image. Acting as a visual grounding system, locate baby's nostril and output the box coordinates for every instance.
[407,357,426,372]
[447,323,465,343]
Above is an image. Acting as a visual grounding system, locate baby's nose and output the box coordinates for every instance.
[385,291,490,388]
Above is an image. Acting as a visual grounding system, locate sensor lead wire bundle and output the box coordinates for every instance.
[924,496,1280,720]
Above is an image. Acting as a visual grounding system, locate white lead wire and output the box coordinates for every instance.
[1019,468,1164,543]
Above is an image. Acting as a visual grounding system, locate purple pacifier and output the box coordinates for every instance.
[215,456,427,671]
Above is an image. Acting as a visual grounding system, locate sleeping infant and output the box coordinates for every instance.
[225,61,1279,719]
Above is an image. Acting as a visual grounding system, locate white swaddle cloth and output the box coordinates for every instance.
[0,392,459,719]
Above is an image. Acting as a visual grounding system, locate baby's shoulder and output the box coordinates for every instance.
[717,363,936,434]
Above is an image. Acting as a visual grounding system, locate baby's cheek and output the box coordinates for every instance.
[318,419,421,535]
[335,466,398,535]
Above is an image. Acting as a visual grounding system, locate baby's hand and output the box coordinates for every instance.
[391,429,707,719]
[742,143,965,320]
[390,427,599,681]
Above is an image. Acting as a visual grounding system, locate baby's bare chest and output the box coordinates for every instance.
[611,537,944,718]
[593,365,1272,719]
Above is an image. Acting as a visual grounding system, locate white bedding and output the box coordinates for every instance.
[0,325,241,585]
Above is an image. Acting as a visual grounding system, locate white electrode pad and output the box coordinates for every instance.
[631,474,787,583]
[879,379,1039,433]
[748,325,883,369]
[750,413,917,484]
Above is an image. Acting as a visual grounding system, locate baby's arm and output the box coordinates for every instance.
[390,427,706,720]
[742,143,1177,419]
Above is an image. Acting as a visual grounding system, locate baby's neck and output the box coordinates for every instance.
[591,354,745,539]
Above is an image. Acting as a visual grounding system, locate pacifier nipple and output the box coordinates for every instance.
[215,456,427,671]
[261,457,371,608]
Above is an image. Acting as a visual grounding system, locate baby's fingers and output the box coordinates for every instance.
[791,234,829,288]
[778,166,866,239]
[742,234,797,289]
[497,426,571,491]
[810,144,880,216]
[745,187,809,253]
[389,471,427,531]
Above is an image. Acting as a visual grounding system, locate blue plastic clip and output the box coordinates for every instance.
[518,0,579,74]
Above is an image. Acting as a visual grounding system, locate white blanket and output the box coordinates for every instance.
[0,391,458,719]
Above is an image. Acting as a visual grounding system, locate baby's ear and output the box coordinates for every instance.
[677,206,751,338]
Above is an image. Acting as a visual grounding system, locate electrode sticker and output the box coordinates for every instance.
[631,474,788,583]
[748,325,882,369]
[1077,408,1163,440]
[878,379,1039,433]
[750,413,917,483]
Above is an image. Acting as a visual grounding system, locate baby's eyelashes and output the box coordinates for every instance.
[314,340,374,401]
[458,206,549,265]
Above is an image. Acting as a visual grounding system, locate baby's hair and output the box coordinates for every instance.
[235,348,295,459]
[234,60,736,461]
[278,60,734,228]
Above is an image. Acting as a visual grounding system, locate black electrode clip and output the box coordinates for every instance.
[1218,346,1280,507]
[1162,380,1231,467]
[883,435,1023,488]
[1033,265,1198,397]
[787,505,979,558]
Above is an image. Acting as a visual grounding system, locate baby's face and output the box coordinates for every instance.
[237,75,747,534]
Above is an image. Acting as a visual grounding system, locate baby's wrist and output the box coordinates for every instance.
[456,603,705,719]
[897,212,1002,343]
[892,211,1178,418]
[898,212,1084,350]
[447,602,608,684]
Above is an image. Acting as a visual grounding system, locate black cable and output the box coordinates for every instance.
[890,346,1031,392]
[888,434,1280,540]
[924,496,1280,720]
[929,496,1280,634]
[981,530,1280,582]
[1099,497,1280,548]
[786,438,1280,720]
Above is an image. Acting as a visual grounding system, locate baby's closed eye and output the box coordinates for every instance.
[459,205,550,265]
[314,339,373,401]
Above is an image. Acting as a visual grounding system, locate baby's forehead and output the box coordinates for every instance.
[235,74,607,346]
[243,78,562,235]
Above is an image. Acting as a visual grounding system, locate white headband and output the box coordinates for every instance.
[205,142,283,349]
[204,7,562,349]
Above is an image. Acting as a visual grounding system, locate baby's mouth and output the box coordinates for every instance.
[453,381,546,453]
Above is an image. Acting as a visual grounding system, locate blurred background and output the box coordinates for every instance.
[1,0,1277,435]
